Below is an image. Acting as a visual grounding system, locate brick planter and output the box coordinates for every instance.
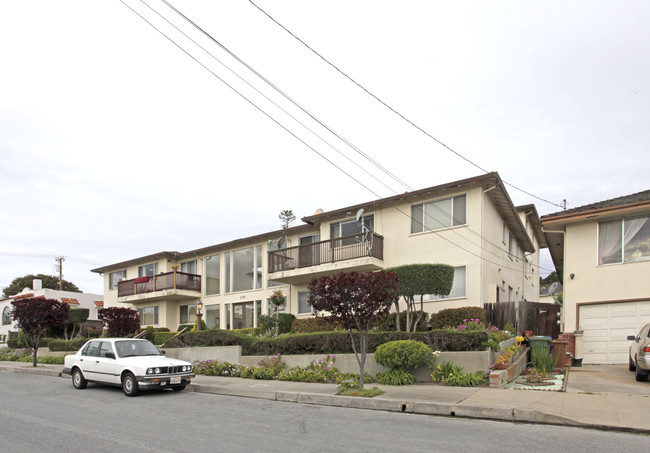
[489,347,530,388]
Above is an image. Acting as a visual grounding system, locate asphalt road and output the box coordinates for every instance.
[0,373,646,453]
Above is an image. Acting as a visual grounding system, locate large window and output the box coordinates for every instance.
[298,291,312,314]
[423,266,467,300]
[599,215,650,265]
[137,306,158,325]
[2,306,11,325]
[225,246,263,293]
[331,215,374,246]
[138,263,158,277]
[411,194,466,234]
[109,270,126,290]
[179,304,197,324]
[205,254,220,295]
[180,260,197,274]
[206,304,220,329]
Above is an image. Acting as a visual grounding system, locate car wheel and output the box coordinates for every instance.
[122,372,140,397]
[634,361,648,382]
[171,385,187,392]
[72,368,87,389]
[629,355,636,372]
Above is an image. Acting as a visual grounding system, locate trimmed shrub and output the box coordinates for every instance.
[154,332,177,345]
[277,313,296,335]
[139,326,170,343]
[374,340,433,370]
[48,338,89,352]
[372,311,428,332]
[291,316,340,334]
[430,307,487,329]
[177,324,195,332]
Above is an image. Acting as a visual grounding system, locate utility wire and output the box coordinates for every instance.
[247,0,565,210]
[122,1,553,276]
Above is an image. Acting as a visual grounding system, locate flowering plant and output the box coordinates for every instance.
[269,290,286,308]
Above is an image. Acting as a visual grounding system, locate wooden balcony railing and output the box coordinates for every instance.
[268,232,384,273]
[117,271,201,298]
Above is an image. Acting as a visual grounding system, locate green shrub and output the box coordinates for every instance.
[48,338,89,352]
[259,315,280,334]
[291,316,340,334]
[431,361,486,387]
[139,326,170,342]
[256,353,287,375]
[277,313,296,335]
[0,348,29,361]
[193,360,245,377]
[430,307,486,329]
[376,368,416,385]
[372,311,428,332]
[176,324,195,332]
[532,348,557,374]
[432,361,465,382]
[154,332,177,345]
[375,340,433,371]
[36,356,65,365]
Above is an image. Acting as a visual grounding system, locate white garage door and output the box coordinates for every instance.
[580,301,650,364]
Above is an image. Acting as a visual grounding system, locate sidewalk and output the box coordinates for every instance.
[1,362,647,433]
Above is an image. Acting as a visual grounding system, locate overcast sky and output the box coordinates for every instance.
[1,1,649,296]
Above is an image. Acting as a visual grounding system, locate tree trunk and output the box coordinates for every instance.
[348,329,366,389]
[413,296,425,333]
[31,333,40,368]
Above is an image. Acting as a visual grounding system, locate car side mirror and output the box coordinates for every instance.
[627,335,636,341]
[160,350,166,355]
[105,352,116,359]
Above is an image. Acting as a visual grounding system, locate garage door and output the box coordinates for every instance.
[580,301,650,364]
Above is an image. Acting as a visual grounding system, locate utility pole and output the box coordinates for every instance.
[55,256,65,290]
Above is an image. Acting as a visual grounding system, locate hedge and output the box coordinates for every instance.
[48,338,89,352]
[291,311,428,334]
[164,329,487,355]
[429,307,487,329]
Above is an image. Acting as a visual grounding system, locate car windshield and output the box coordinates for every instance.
[114,340,162,358]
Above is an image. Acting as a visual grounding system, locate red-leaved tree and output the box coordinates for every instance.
[98,307,141,337]
[11,298,70,367]
[308,270,399,388]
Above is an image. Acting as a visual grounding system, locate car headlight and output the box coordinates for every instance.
[184,365,191,372]
[147,368,162,374]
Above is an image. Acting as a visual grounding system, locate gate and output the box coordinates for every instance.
[484,301,561,338]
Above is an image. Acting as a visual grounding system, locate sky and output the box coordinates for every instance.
[1,1,649,296]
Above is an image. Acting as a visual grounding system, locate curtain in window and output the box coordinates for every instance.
[598,220,622,264]
[624,217,650,262]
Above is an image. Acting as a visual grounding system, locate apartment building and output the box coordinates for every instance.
[92,172,545,331]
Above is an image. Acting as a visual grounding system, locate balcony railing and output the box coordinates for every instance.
[268,232,384,273]
[118,271,201,298]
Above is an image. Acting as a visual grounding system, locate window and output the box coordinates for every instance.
[331,215,374,246]
[109,270,126,290]
[599,215,650,265]
[99,342,114,358]
[179,304,197,324]
[83,341,101,357]
[205,254,220,295]
[225,246,263,293]
[508,233,515,257]
[2,306,12,325]
[180,260,197,274]
[423,266,467,300]
[138,263,158,277]
[298,291,312,314]
[502,223,507,245]
[205,304,220,329]
[411,195,466,234]
[137,306,158,325]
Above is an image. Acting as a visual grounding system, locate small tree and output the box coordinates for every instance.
[98,307,140,337]
[387,264,455,332]
[63,308,89,340]
[278,210,296,230]
[11,298,69,367]
[3,274,81,298]
[308,270,399,389]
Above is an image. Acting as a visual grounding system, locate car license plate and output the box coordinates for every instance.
[170,377,181,384]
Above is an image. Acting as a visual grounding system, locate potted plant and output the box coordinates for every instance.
[494,350,514,370]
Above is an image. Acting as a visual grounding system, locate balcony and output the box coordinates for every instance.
[268,232,384,284]
[117,271,201,303]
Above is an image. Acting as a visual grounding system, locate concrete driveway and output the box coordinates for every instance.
[567,364,650,396]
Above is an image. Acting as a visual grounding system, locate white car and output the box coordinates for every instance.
[63,338,195,396]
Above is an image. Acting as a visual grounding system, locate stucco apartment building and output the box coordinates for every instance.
[541,189,650,364]
[92,172,546,331]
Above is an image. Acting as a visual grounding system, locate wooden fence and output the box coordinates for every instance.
[483,301,561,338]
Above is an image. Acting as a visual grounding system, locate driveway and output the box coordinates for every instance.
[566,364,650,396]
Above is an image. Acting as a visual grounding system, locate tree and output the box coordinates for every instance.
[63,308,89,340]
[540,271,559,286]
[278,210,296,231]
[98,307,140,337]
[386,264,455,332]
[308,270,399,389]
[3,274,81,298]
[11,298,69,367]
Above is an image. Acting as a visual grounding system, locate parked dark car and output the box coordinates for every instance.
[627,323,650,382]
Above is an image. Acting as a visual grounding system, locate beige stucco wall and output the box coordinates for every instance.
[562,220,650,332]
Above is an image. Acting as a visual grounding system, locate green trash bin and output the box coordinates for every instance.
[528,336,552,356]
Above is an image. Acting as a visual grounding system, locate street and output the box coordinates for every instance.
[0,372,646,452]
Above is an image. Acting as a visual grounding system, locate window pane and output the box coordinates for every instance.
[452,195,466,225]
[179,305,188,324]
[109,270,126,290]
[225,252,231,293]
[411,204,424,233]
[206,304,220,329]
[624,216,650,263]
[181,260,197,274]
[425,198,451,230]
[298,291,311,314]
[598,219,622,264]
[232,248,254,292]
[206,254,220,295]
[138,263,158,277]
[255,245,262,289]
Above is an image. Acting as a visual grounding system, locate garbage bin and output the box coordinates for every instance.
[528,336,552,357]
[551,339,569,368]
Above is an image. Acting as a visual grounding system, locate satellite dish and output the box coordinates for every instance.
[277,237,286,249]
[356,208,364,225]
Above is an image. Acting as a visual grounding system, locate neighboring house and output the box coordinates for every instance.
[91,172,546,331]
[0,279,103,344]
[541,190,650,364]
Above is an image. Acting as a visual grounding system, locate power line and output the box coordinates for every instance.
[121,1,553,277]
[247,0,565,210]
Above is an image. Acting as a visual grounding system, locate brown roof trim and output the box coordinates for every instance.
[91,251,180,274]
[541,190,650,223]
